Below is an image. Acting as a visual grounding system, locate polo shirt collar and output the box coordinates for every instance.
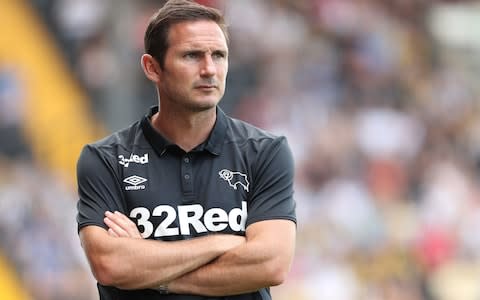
[205,106,227,155]
[141,106,227,156]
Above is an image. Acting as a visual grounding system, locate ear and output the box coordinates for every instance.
[141,54,161,83]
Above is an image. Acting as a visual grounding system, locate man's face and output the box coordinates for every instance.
[158,20,228,112]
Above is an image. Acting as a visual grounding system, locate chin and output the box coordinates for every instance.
[187,100,219,112]
[191,95,222,110]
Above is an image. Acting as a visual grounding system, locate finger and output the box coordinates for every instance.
[106,211,132,231]
[113,211,131,224]
[113,211,143,239]
[105,212,142,239]
[104,216,129,237]
[108,228,119,237]
[114,211,137,225]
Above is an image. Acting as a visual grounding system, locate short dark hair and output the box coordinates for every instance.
[144,0,228,69]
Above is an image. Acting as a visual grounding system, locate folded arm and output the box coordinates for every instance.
[104,211,296,296]
[168,219,296,296]
[79,211,245,290]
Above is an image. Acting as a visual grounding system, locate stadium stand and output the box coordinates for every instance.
[0,252,28,300]
[0,0,103,182]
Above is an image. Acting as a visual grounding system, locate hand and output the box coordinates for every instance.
[104,211,142,239]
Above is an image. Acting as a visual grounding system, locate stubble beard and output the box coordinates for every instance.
[167,87,223,113]
[159,75,225,113]
[161,92,222,113]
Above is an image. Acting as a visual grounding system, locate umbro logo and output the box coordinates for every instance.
[218,169,249,192]
[118,153,149,167]
[123,175,147,191]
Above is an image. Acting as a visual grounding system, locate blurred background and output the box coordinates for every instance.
[1,0,480,299]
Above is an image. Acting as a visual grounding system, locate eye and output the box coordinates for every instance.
[212,51,226,60]
[184,51,201,59]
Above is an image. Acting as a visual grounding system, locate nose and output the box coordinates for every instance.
[200,55,216,77]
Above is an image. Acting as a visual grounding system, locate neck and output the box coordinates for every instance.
[151,106,217,152]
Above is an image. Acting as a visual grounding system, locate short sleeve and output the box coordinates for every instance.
[76,145,125,232]
[246,137,296,227]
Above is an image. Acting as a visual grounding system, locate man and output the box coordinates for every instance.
[76,0,296,299]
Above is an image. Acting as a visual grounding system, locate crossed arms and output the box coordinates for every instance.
[79,211,296,296]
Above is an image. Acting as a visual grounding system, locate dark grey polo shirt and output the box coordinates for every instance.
[76,106,296,300]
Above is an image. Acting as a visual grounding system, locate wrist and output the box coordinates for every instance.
[155,283,169,294]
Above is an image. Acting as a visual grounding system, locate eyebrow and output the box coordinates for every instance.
[181,48,228,56]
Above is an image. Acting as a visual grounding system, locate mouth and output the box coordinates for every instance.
[195,85,217,90]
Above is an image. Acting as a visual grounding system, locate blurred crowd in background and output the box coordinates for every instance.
[1,0,480,299]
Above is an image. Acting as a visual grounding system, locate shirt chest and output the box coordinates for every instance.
[116,149,252,239]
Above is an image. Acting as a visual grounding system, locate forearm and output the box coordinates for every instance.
[81,226,239,290]
[169,220,296,296]
[169,241,275,295]
[104,236,222,289]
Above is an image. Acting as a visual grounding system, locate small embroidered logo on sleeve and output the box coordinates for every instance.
[218,169,249,192]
